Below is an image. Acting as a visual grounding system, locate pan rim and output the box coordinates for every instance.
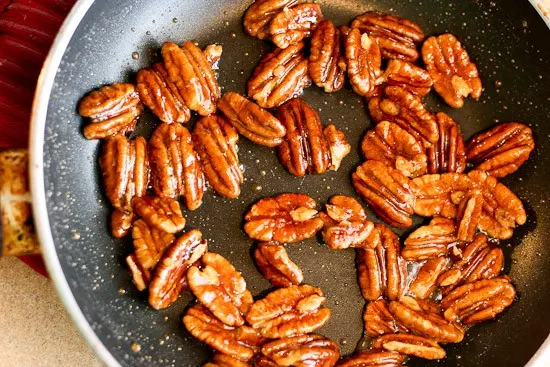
[28,0,550,366]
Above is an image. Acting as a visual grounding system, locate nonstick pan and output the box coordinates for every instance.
[29,0,550,366]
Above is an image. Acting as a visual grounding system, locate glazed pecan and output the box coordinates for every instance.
[372,334,446,360]
[439,234,504,291]
[324,124,351,171]
[188,252,253,326]
[409,256,449,299]
[148,229,207,309]
[246,285,331,338]
[183,304,262,361]
[132,219,175,271]
[368,86,438,148]
[466,122,535,178]
[217,92,285,147]
[372,59,432,98]
[243,0,306,40]
[100,135,149,230]
[248,42,311,108]
[136,63,191,124]
[204,354,250,367]
[269,3,323,49]
[345,28,382,97]
[79,83,142,140]
[351,12,424,61]
[427,112,466,174]
[320,195,374,250]
[402,217,457,261]
[422,34,482,108]
[309,20,345,92]
[356,224,407,301]
[441,277,516,325]
[364,300,409,337]
[149,122,205,210]
[132,196,185,234]
[254,242,304,287]
[337,350,406,367]
[193,115,244,199]
[126,253,151,291]
[352,160,416,228]
[455,189,483,242]
[162,41,220,116]
[258,334,340,367]
[204,44,223,70]
[361,120,427,178]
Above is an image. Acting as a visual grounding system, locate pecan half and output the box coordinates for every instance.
[372,59,432,98]
[244,193,324,243]
[149,122,205,210]
[337,350,406,367]
[243,0,306,40]
[111,210,134,239]
[193,115,243,199]
[402,217,457,261]
[188,252,253,326]
[455,189,483,242]
[441,277,516,325]
[351,12,424,61]
[368,86,438,148]
[309,20,345,92]
[136,63,191,124]
[352,160,416,228]
[79,83,142,140]
[126,253,151,291]
[269,4,323,49]
[320,195,374,250]
[345,28,382,97]
[372,334,446,360]
[148,229,207,309]
[183,304,262,361]
[409,256,449,299]
[258,334,340,367]
[248,42,311,108]
[422,34,482,108]
[324,124,351,171]
[162,41,220,116]
[218,92,286,147]
[132,219,175,271]
[204,354,251,367]
[364,300,409,337]
[361,120,427,178]
[466,122,535,178]
[427,112,466,174]
[254,242,304,287]
[132,196,185,234]
[246,285,331,338]
[356,224,407,301]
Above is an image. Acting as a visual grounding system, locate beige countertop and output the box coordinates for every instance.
[0,257,102,367]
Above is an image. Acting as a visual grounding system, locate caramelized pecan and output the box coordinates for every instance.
[111,210,134,239]
[441,277,516,325]
[244,193,324,243]
[422,34,482,108]
[218,92,286,147]
[356,224,406,301]
[136,63,191,124]
[243,0,306,40]
[258,334,339,367]
[149,122,205,210]
[254,242,304,287]
[126,253,151,291]
[402,217,457,261]
[345,28,382,97]
[148,230,207,309]
[409,256,449,299]
[455,189,483,242]
[368,86,438,148]
[162,41,220,116]
[269,3,323,49]
[372,334,446,360]
[324,124,351,171]
[466,122,535,178]
[246,285,331,338]
[351,12,424,61]
[132,219,175,271]
[337,350,406,367]
[363,300,409,337]
[204,44,223,70]
[204,354,251,367]
[248,42,311,108]
[188,252,253,326]
[193,115,243,199]
[361,120,427,178]
[309,20,345,92]
[79,83,142,140]
[132,196,185,234]
[352,160,416,228]
[372,59,432,98]
[427,112,466,174]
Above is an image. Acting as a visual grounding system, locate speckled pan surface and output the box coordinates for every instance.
[34,0,550,366]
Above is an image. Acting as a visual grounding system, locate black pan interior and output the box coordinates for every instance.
[42,0,550,366]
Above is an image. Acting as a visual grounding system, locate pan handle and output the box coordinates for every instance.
[0,149,41,256]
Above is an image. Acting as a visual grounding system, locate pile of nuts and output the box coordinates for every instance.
[78,0,536,365]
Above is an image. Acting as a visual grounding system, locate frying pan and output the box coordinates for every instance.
[29,0,550,366]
